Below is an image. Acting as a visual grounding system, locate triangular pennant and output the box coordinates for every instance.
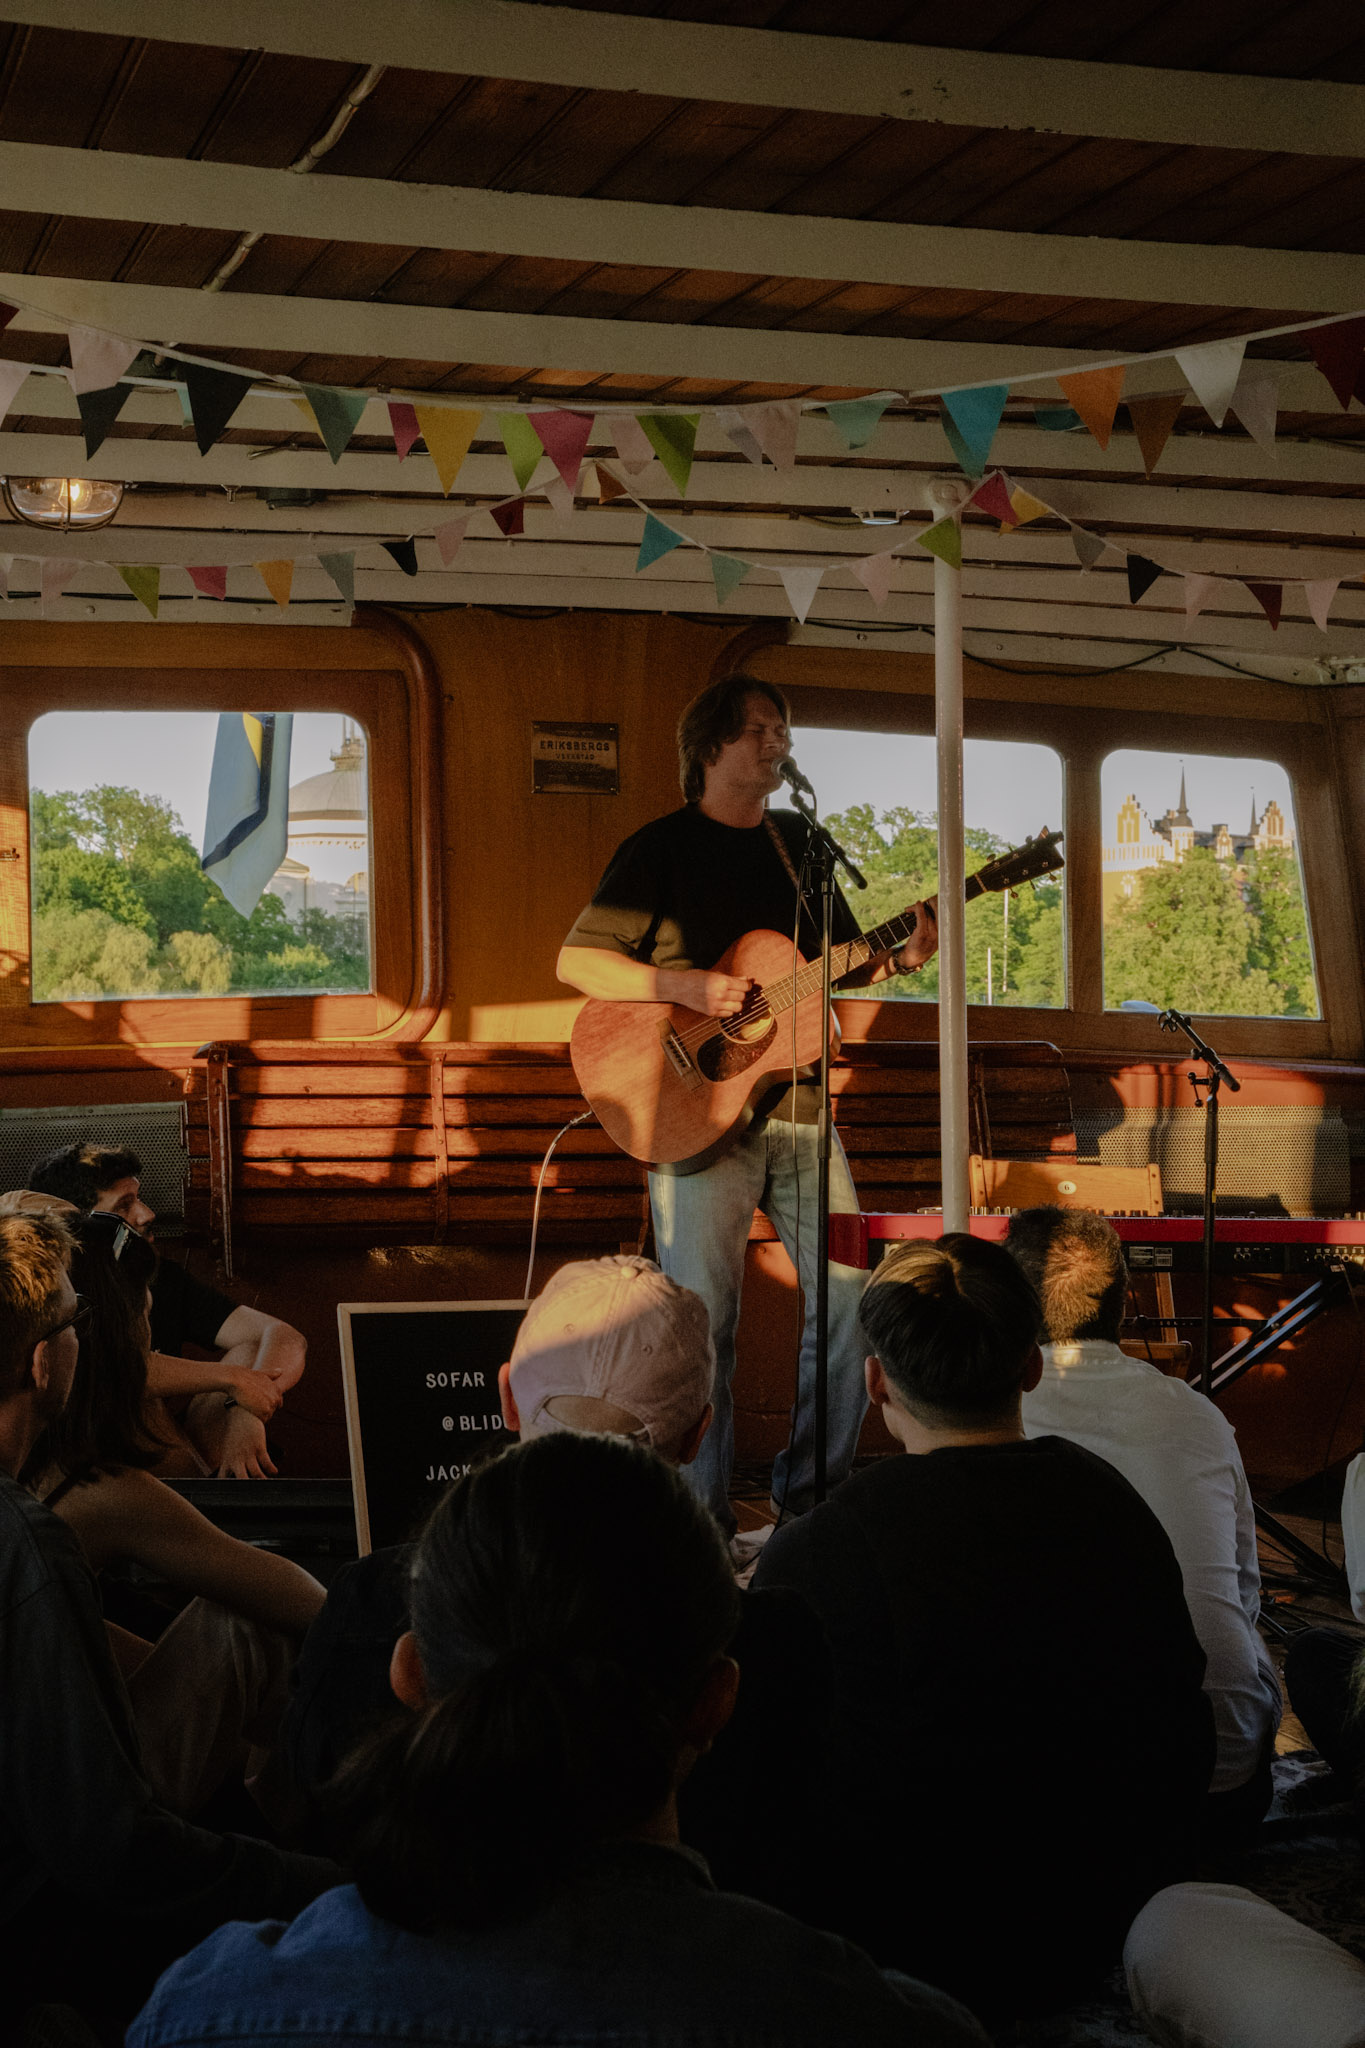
[0,306,16,335]
[710,553,750,607]
[1229,372,1278,448]
[66,325,139,397]
[381,537,419,578]
[528,409,594,494]
[1126,392,1185,477]
[1127,554,1164,604]
[1174,338,1247,428]
[715,406,766,466]
[489,498,525,538]
[822,397,891,451]
[851,551,897,607]
[116,563,159,618]
[1034,403,1081,432]
[499,412,545,491]
[0,359,30,428]
[969,472,1015,522]
[255,559,294,610]
[434,517,469,567]
[300,383,368,464]
[187,565,227,601]
[1184,573,1219,620]
[317,551,355,602]
[1307,317,1365,410]
[414,407,480,494]
[636,512,685,573]
[1007,487,1049,526]
[778,564,824,624]
[596,463,629,504]
[388,400,421,461]
[182,362,254,456]
[917,516,962,570]
[1304,578,1340,632]
[542,471,575,522]
[608,414,656,474]
[1071,524,1110,572]
[40,558,79,613]
[940,385,1009,478]
[1056,365,1126,450]
[639,414,699,495]
[1244,579,1283,630]
[75,380,136,460]
[745,401,800,473]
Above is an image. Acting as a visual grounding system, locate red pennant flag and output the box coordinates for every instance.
[1309,317,1365,410]
[969,472,1015,522]
[1057,365,1126,450]
[489,498,525,538]
[528,410,594,495]
[1244,580,1283,630]
[388,401,421,461]
[187,565,227,600]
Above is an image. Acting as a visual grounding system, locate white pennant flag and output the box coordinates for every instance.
[0,359,31,427]
[778,564,825,624]
[66,324,139,396]
[715,407,766,466]
[40,557,79,613]
[746,402,801,473]
[1184,573,1220,620]
[851,551,897,607]
[542,472,575,522]
[608,414,655,474]
[1175,338,1248,428]
[1304,578,1341,632]
[1230,372,1278,448]
[1070,524,1109,572]
[434,516,470,566]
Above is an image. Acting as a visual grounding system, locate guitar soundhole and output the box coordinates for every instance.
[697,994,777,1082]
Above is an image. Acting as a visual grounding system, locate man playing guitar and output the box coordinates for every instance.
[557,672,938,1535]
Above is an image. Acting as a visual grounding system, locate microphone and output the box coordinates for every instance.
[778,757,816,799]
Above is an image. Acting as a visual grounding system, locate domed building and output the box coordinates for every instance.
[265,725,370,940]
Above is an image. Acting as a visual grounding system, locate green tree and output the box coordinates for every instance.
[31,907,162,999]
[1244,847,1318,1017]
[164,929,233,996]
[1104,848,1281,1015]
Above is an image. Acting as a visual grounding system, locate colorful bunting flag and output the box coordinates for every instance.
[969,473,1015,523]
[66,325,139,397]
[940,385,1008,479]
[1184,574,1219,620]
[1056,365,1125,450]
[1127,555,1164,604]
[745,402,800,473]
[710,554,749,606]
[596,465,629,505]
[609,414,656,474]
[1244,580,1282,630]
[640,414,699,496]
[1304,578,1340,632]
[1126,392,1184,477]
[823,397,891,451]
[851,551,897,607]
[388,401,421,461]
[381,538,419,577]
[415,407,480,495]
[255,559,294,610]
[1006,487,1049,527]
[300,384,369,465]
[76,381,137,460]
[317,552,355,602]
[433,518,469,567]
[183,363,254,456]
[917,516,962,571]
[0,359,31,430]
[542,472,575,522]
[1174,339,1247,429]
[40,558,79,613]
[187,565,227,601]
[489,498,525,538]
[778,564,824,624]
[1229,373,1278,449]
[716,407,765,466]
[636,513,685,573]
[1071,525,1110,572]
[528,409,594,495]
[500,413,545,491]
[1307,317,1365,409]
[116,563,159,618]
[1034,404,1082,432]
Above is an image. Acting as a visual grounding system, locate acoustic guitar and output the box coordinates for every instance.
[571,827,1065,1174]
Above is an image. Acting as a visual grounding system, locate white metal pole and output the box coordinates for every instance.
[931,476,970,1232]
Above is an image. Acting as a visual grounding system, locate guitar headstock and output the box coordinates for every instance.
[974,827,1065,895]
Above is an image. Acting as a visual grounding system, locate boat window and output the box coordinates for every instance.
[788,726,1065,1008]
[27,711,373,1003]
[1101,747,1317,1019]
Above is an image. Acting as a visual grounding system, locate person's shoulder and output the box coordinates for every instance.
[0,1470,84,1609]
[127,1886,366,2045]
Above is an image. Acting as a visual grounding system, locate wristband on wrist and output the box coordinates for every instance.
[222,1393,238,1411]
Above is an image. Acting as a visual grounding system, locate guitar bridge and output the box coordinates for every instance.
[660,1020,701,1087]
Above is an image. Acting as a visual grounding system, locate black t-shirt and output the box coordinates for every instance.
[754,1435,1214,2018]
[149,1257,236,1356]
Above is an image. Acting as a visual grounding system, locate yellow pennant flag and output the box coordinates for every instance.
[415,407,481,495]
[256,559,294,610]
[1007,488,1050,527]
[116,563,160,618]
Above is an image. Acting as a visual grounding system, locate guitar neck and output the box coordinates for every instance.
[764,875,986,1015]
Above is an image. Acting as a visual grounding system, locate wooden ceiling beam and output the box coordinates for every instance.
[8,0,1365,159]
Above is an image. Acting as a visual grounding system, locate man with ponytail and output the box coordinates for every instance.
[130,1433,986,2048]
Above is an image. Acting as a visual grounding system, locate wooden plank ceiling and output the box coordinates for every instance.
[0,0,1363,672]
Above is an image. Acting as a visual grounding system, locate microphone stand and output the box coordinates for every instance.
[1159,1007,1240,1399]
[784,786,865,1505]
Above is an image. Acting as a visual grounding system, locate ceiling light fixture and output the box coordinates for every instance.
[2,475,125,530]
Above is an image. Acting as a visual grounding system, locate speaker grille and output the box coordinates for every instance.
[1073,1105,1350,1217]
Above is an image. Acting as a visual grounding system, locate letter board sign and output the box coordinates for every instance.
[338,1300,528,1554]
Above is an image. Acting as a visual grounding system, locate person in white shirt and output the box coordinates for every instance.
[1006,1204,1281,1852]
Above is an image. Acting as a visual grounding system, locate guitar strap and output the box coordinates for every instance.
[764,812,806,899]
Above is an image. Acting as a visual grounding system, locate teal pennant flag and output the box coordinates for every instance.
[636,513,685,573]
[200,713,294,919]
[301,384,369,464]
[940,385,1009,478]
[710,553,749,606]
[822,397,891,451]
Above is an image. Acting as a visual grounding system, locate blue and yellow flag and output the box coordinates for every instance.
[201,712,293,918]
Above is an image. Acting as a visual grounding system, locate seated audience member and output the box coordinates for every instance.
[29,1142,305,1477]
[1006,1204,1281,1847]
[280,1255,834,1917]
[754,1233,1214,2022]
[129,1432,987,2048]
[25,1209,325,1816]
[1125,1881,1365,2048]
[0,1212,334,2041]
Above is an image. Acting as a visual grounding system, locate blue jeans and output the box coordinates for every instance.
[649,1118,869,1529]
